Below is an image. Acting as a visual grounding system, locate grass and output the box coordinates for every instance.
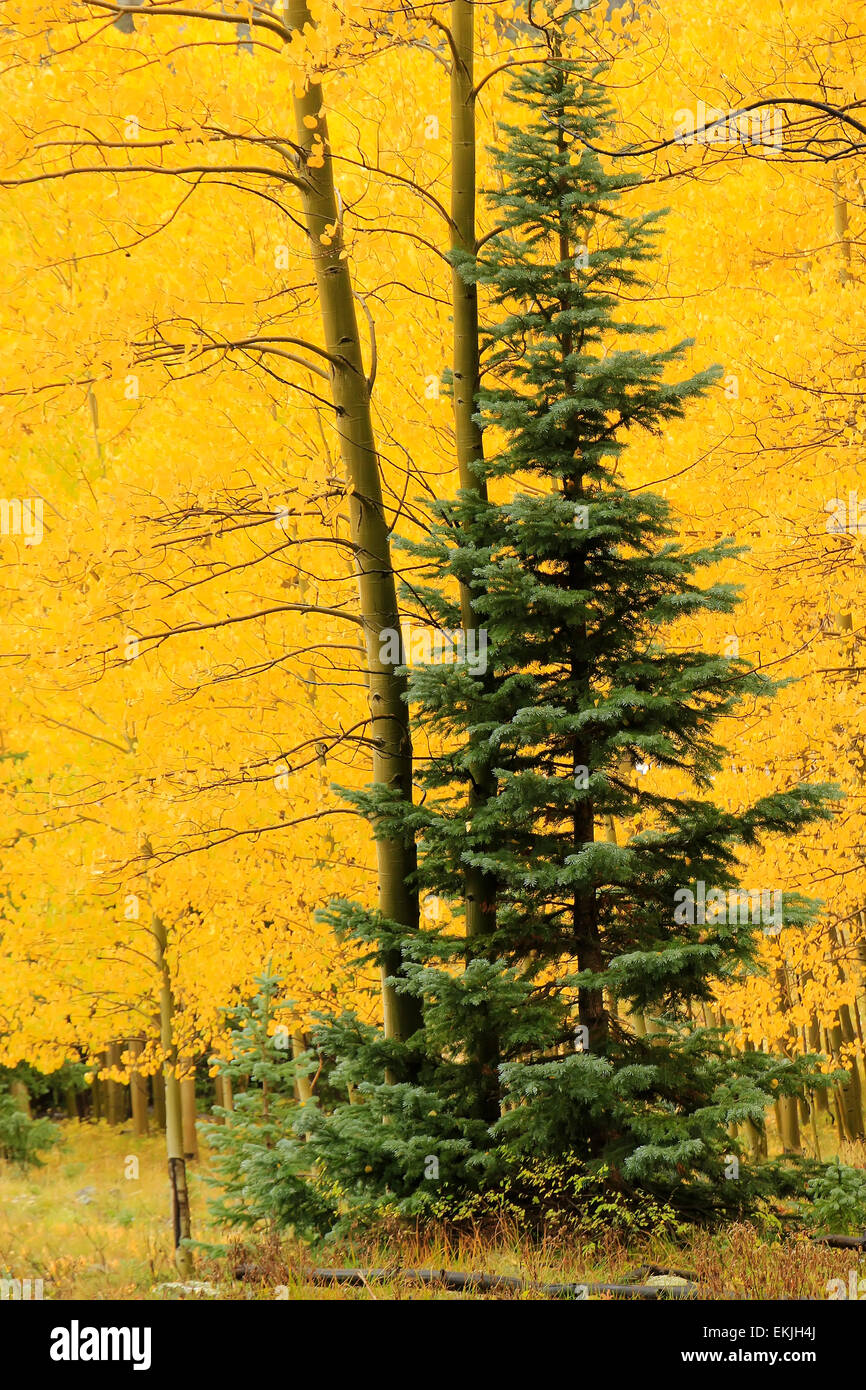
[205,1219,865,1301]
[0,1119,863,1299]
[0,1122,182,1299]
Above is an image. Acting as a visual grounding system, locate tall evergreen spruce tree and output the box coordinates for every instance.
[292,57,837,1226]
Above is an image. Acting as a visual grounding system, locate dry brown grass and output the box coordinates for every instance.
[1,1121,862,1300]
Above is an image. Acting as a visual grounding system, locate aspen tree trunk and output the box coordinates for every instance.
[741,1040,765,1158]
[221,1073,234,1113]
[808,1101,823,1161]
[807,1011,830,1114]
[152,1069,166,1130]
[106,1041,125,1125]
[774,968,804,1154]
[836,1004,865,1138]
[823,1025,854,1140]
[283,0,422,1047]
[829,1017,864,1140]
[833,1090,849,1140]
[758,1126,769,1158]
[448,0,499,1120]
[743,1117,762,1161]
[778,1095,801,1154]
[180,1059,199,1160]
[292,1032,314,1105]
[128,1038,149,1136]
[825,915,866,1138]
[149,898,193,1278]
[840,934,866,1052]
[149,1011,165,1128]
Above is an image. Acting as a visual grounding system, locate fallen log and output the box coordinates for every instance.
[307,1266,699,1299]
[811,1233,866,1250]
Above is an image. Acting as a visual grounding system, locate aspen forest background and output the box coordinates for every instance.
[2,0,866,1310]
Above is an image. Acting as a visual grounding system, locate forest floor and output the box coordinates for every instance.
[0,1121,863,1299]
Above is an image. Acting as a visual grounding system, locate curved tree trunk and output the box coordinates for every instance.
[284,0,422,1046]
